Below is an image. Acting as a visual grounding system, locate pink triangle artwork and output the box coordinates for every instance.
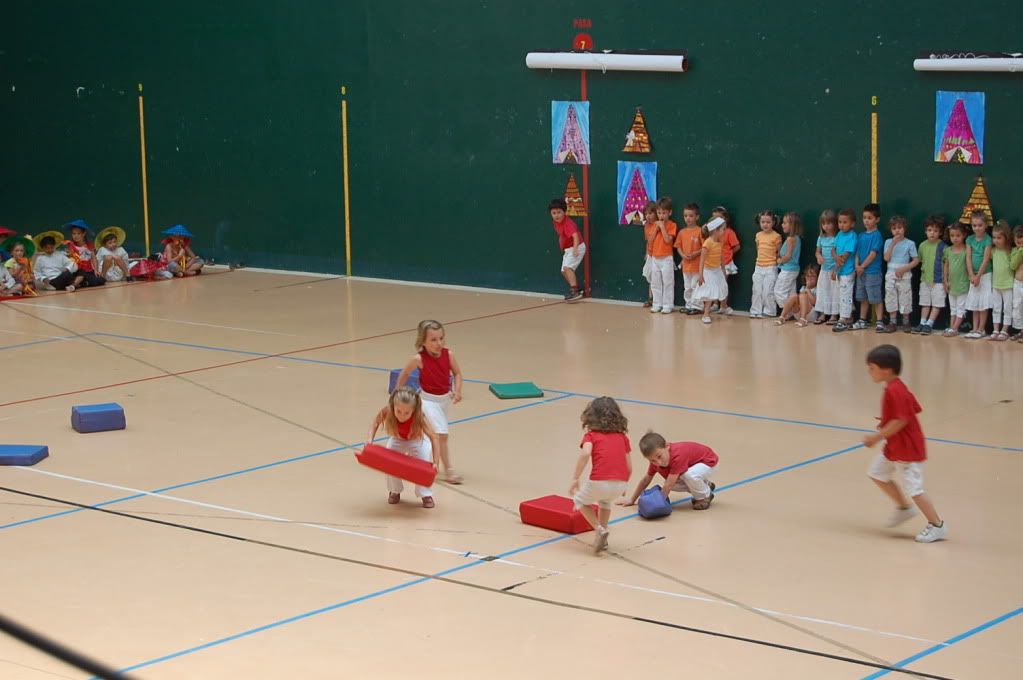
[934,91,985,164]
[552,101,590,165]
[617,161,657,225]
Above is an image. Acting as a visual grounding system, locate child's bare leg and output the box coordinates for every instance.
[873,303,884,323]
[436,434,462,483]
[910,492,942,526]
[597,505,611,531]
[562,267,577,289]
[927,306,941,324]
[576,504,599,531]
[799,293,812,320]
[872,478,909,507]
[977,309,989,334]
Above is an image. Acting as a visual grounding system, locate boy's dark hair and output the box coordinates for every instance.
[838,208,857,222]
[863,203,881,219]
[1014,224,1023,240]
[548,198,567,211]
[656,196,673,212]
[889,215,908,230]
[639,431,667,456]
[643,201,658,215]
[712,206,734,228]
[970,208,986,220]
[924,214,947,239]
[866,344,902,375]
[39,236,57,248]
[581,396,628,434]
[683,202,699,214]
[948,222,966,235]
[103,233,117,242]
[755,209,779,229]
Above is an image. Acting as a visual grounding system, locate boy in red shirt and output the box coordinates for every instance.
[619,432,718,510]
[863,344,947,543]
[548,198,584,301]
[569,397,632,553]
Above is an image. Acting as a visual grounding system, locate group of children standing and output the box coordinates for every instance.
[0,221,205,297]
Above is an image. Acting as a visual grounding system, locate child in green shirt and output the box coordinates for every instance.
[942,223,970,337]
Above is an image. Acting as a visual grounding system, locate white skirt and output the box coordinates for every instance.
[420,391,452,434]
[693,268,729,302]
[965,272,993,311]
[642,254,652,282]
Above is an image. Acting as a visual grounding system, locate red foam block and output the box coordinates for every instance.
[519,495,596,534]
[356,444,437,487]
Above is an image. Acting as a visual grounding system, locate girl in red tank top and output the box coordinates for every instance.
[396,320,464,484]
[367,386,438,508]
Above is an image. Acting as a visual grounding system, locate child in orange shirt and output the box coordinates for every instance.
[648,197,678,313]
[641,202,658,307]
[674,202,704,315]
[715,206,740,315]
[751,210,782,318]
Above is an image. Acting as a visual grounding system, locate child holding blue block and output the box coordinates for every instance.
[619,432,719,510]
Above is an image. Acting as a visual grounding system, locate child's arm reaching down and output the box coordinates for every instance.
[568,442,592,497]
[448,351,463,404]
[618,471,654,506]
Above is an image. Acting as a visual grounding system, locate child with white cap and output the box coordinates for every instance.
[692,216,729,324]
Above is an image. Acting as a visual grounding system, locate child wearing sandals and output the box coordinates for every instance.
[618,432,718,511]
[988,221,1015,341]
[813,210,840,325]
[692,217,728,324]
[714,206,740,315]
[396,320,464,484]
[367,386,439,508]
[569,397,632,554]
[776,264,819,327]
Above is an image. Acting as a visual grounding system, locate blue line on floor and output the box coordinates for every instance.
[0,336,76,351]
[860,606,1023,679]
[91,332,1018,452]
[105,441,866,676]
[1,396,573,532]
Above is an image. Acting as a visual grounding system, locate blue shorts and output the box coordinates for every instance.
[855,271,883,304]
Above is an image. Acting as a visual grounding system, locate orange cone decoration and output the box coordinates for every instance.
[623,107,652,153]
[564,174,586,216]
[959,175,994,226]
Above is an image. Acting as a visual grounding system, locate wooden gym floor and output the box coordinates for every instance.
[0,270,1020,679]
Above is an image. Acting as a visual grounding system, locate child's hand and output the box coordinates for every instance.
[831,271,837,281]
[862,433,883,448]
[615,497,635,507]
[698,275,705,285]
[855,266,864,276]
[568,479,580,497]
[452,390,462,404]
[971,275,980,287]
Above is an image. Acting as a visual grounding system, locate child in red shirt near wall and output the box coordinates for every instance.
[863,344,947,543]
[548,198,584,301]
[619,432,718,510]
[569,397,632,553]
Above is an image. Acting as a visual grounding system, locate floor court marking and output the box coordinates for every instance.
[859,606,1023,679]
[87,332,1018,453]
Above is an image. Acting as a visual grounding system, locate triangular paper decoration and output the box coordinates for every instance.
[938,99,981,164]
[959,175,994,226]
[564,175,586,216]
[623,108,652,153]
[556,104,590,165]
[620,168,650,224]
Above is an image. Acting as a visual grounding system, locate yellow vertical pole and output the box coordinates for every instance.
[137,83,152,255]
[340,86,352,276]
[870,96,878,203]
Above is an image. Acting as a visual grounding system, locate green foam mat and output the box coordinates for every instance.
[488,382,544,399]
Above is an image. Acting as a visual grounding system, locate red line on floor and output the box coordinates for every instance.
[0,298,566,408]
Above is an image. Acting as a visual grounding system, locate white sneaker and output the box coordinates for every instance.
[723,307,734,315]
[593,527,609,553]
[702,315,712,324]
[915,522,948,543]
[661,308,673,314]
[650,307,661,313]
[886,505,917,528]
[750,312,762,319]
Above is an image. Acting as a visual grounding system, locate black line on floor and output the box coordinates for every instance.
[0,485,956,680]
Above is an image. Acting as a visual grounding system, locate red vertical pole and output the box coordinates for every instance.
[580,70,591,296]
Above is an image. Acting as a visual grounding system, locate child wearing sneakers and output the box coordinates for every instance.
[1012,225,1023,342]
[853,203,884,331]
[832,209,859,331]
[618,432,718,511]
[648,197,678,314]
[988,221,1014,341]
[548,199,584,301]
[814,210,839,325]
[943,223,970,337]
[863,344,946,543]
[914,215,947,334]
[641,202,658,307]
[881,215,919,333]
[569,397,632,553]
[674,203,704,314]
[964,209,993,339]
[750,210,782,318]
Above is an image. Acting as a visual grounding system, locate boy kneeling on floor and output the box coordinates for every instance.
[619,432,719,510]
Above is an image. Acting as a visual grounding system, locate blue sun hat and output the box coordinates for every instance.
[162,224,194,238]
[63,219,92,235]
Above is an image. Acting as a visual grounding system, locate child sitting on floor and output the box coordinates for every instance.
[619,431,718,510]
[63,220,105,288]
[161,225,205,277]
[32,234,78,291]
[2,236,36,296]
[776,263,819,327]
[1,259,22,296]
[96,227,131,283]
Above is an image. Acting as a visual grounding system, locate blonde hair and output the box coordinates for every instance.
[414,319,444,350]
[384,386,431,440]
[819,209,836,235]
[993,220,1012,251]
[783,211,804,237]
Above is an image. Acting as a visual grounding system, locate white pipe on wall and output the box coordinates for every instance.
[914,56,1022,72]
[525,51,687,73]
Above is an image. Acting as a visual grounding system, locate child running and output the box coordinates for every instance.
[862,344,946,543]
[619,432,718,510]
[366,386,439,508]
[396,320,464,483]
[569,397,632,553]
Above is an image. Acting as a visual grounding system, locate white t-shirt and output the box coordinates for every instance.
[97,246,130,280]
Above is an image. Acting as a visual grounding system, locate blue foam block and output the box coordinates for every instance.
[638,486,673,519]
[71,403,126,433]
[388,368,421,394]
[0,444,49,466]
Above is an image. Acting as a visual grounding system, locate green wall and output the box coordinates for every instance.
[3,1,1022,308]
